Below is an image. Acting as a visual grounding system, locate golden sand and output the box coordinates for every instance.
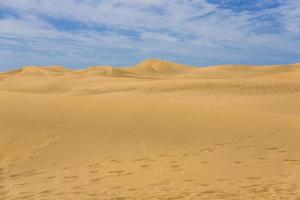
[0,60,300,199]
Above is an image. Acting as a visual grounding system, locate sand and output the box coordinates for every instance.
[0,59,300,199]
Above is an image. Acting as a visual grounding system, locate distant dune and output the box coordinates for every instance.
[2,59,300,79]
[0,59,300,199]
[1,59,300,95]
[6,66,70,76]
[127,59,196,76]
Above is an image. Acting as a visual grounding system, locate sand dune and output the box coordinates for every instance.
[0,60,300,199]
[70,66,132,77]
[266,70,300,80]
[3,60,300,80]
[175,64,300,79]
[126,59,196,76]
[6,66,70,77]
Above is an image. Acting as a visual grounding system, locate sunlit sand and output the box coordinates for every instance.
[1,60,300,199]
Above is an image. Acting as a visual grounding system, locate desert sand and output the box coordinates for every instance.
[0,59,300,199]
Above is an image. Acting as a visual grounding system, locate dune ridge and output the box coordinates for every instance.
[1,59,300,95]
[2,59,300,79]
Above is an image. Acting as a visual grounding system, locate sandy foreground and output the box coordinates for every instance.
[0,60,300,200]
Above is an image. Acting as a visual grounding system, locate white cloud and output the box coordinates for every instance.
[0,0,299,68]
[277,0,300,35]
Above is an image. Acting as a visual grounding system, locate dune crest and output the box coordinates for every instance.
[2,60,300,79]
[127,59,196,75]
[0,60,300,95]
[71,66,129,77]
[5,66,69,76]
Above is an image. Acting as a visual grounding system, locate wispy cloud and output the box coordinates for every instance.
[0,0,299,69]
[277,0,300,35]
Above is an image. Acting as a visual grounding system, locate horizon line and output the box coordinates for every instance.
[2,58,300,72]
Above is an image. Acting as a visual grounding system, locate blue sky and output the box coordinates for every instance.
[0,0,300,70]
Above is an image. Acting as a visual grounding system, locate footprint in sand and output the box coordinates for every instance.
[167,164,183,172]
[39,189,54,194]
[15,182,28,186]
[245,176,262,181]
[283,159,300,165]
[257,157,268,162]
[233,161,244,164]
[140,164,151,169]
[106,170,132,177]
[108,159,123,163]
[265,147,280,151]
[86,162,102,168]
[90,177,103,182]
[200,190,219,195]
[63,175,79,179]
[45,176,56,180]
[134,157,154,162]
